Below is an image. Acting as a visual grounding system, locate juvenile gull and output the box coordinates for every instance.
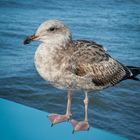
[24,19,140,132]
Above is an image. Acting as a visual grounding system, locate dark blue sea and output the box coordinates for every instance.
[0,0,140,139]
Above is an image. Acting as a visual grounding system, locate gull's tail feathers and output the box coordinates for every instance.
[127,66,140,81]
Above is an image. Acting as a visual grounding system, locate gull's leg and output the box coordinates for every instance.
[84,91,89,122]
[66,90,72,117]
[48,90,72,126]
[71,91,90,133]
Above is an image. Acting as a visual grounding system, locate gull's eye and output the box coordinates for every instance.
[48,27,55,32]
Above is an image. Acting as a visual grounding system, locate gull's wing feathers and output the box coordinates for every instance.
[68,40,131,87]
[72,40,108,63]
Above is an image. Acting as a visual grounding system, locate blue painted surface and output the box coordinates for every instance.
[0,98,128,140]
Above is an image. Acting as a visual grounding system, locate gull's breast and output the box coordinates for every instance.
[34,44,97,90]
[34,45,57,82]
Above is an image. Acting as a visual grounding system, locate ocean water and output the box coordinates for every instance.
[0,0,140,139]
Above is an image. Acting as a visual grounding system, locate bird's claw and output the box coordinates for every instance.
[48,113,71,126]
[70,119,90,132]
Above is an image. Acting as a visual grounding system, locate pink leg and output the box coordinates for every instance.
[84,91,89,122]
[48,90,72,126]
[71,91,90,133]
[66,90,72,117]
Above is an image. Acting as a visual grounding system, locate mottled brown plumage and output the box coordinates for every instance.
[67,40,131,89]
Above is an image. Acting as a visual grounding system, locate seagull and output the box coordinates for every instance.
[24,19,140,133]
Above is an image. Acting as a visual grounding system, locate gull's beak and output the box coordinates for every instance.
[23,34,39,45]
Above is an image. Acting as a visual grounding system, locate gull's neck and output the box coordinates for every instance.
[41,38,72,53]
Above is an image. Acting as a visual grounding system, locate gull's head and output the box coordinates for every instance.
[24,20,71,45]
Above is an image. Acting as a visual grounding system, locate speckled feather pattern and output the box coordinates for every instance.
[34,40,131,91]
